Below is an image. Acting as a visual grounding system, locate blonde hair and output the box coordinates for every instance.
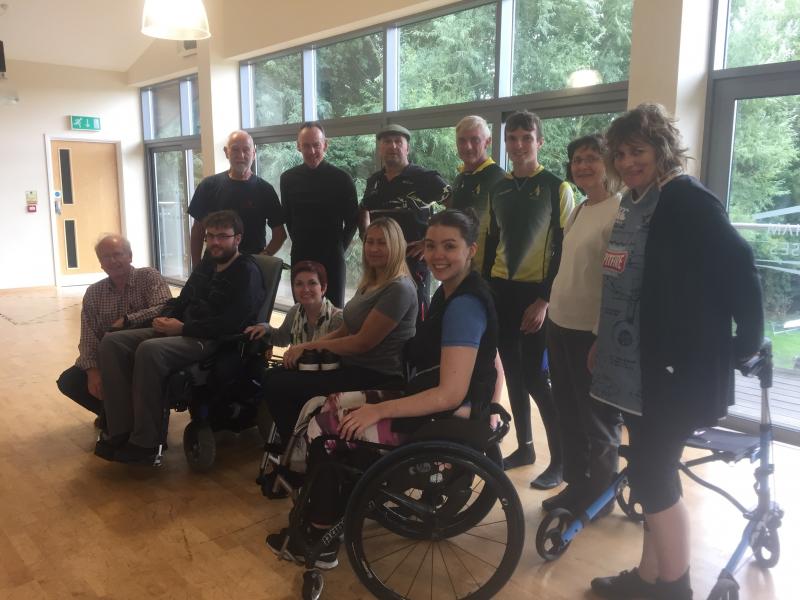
[358,218,410,292]
[455,115,490,138]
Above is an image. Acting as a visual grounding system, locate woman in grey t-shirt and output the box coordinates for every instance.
[263,218,418,445]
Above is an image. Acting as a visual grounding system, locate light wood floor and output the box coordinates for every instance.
[0,286,796,599]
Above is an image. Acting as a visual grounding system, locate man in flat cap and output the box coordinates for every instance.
[359,124,451,320]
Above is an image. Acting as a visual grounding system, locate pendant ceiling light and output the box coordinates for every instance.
[141,0,211,41]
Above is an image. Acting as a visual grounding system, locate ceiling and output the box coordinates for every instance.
[0,0,154,72]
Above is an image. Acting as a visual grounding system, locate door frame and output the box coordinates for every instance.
[44,134,126,287]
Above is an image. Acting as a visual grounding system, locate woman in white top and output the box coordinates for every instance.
[542,134,623,514]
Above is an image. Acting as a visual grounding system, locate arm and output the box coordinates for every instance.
[190,220,205,267]
[125,270,173,327]
[265,304,297,347]
[357,206,370,240]
[75,292,102,371]
[339,345,478,439]
[341,176,359,250]
[263,225,287,255]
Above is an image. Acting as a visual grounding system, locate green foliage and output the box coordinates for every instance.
[317,34,384,119]
[399,4,496,109]
[726,0,800,68]
[253,53,303,126]
[513,0,632,95]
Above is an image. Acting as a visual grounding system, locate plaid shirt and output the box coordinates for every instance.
[76,267,172,370]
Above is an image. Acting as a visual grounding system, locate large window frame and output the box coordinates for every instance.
[703,0,800,444]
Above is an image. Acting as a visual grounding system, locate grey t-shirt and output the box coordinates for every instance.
[590,185,661,415]
[342,276,418,375]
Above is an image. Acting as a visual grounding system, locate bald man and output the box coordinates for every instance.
[189,130,286,266]
[57,234,172,427]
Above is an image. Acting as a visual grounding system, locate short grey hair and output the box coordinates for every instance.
[95,234,132,258]
[455,115,491,138]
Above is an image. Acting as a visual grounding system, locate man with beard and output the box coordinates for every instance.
[359,124,451,320]
[95,211,265,464]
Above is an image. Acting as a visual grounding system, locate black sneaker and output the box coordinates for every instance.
[503,445,535,470]
[542,483,586,512]
[655,569,692,600]
[531,464,563,490]
[113,441,160,465]
[319,350,340,371]
[266,527,339,569]
[298,350,321,372]
[591,568,659,599]
[94,432,129,461]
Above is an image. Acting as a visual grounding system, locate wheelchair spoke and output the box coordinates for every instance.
[442,540,483,591]
[437,539,459,600]
[404,542,432,599]
[460,529,509,546]
[369,538,423,565]
[382,540,423,588]
[444,538,501,570]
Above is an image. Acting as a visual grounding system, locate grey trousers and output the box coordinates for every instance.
[99,328,217,447]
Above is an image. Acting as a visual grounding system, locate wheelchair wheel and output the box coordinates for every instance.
[344,441,524,600]
[615,477,645,523]
[535,508,573,561]
[752,524,780,568]
[183,421,216,473]
[256,400,274,443]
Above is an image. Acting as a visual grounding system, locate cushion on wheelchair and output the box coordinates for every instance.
[685,427,760,462]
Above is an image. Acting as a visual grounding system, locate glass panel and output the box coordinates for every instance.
[317,33,384,119]
[537,112,620,182]
[190,78,201,135]
[252,53,303,126]
[326,134,377,301]
[407,126,461,186]
[725,0,800,69]
[59,149,74,204]
[191,150,203,191]
[153,150,191,280]
[399,4,496,110]
[64,220,78,269]
[152,81,182,139]
[513,0,633,95]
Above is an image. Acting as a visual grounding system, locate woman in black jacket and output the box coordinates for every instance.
[588,104,763,600]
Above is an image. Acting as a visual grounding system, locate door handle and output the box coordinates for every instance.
[54,199,62,215]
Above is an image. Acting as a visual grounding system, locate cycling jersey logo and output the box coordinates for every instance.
[603,250,628,273]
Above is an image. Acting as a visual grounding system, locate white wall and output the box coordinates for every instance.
[0,60,148,289]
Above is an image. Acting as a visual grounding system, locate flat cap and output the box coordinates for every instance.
[376,123,411,141]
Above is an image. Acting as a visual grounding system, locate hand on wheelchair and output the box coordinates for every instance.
[283,343,308,369]
[339,404,382,440]
[244,323,268,340]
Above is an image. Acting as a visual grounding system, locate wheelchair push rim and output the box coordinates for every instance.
[344,441,524,600]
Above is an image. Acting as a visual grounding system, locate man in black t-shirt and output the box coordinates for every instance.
[359,124,451,320]
[188,130,286,267]
[280,122,358,307]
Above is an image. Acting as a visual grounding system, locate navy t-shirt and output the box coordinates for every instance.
[188,172,284,254]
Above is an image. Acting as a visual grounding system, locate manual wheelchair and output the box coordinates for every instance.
[535,340,783,600]
[159,254,284,471]
[272,405,525,600]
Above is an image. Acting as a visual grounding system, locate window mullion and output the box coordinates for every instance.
[240,63,255,129]
[302,48,317,121]
[496,0,514,98]
[385,26,399,112]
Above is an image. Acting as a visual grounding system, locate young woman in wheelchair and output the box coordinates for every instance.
[260,217,418,450]
[587,104,764,600]
[265,208,499,568]
[243,260,343,351]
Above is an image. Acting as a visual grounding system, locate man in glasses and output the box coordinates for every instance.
[96,211,265,465]
[189,130,286,267]
[56,234,172,430]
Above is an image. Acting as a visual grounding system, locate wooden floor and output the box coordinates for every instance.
[0,285,797,600]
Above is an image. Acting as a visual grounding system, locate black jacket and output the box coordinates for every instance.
[640,175,763,426]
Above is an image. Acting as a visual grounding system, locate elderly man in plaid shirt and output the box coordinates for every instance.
[57,234,172,429]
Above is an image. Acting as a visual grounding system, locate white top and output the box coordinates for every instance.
[548,193,622,331]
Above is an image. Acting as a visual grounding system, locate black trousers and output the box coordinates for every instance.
[292,245,346,309]
[263,365,403,444]
[57,365,103,416]
[546,319,622,491]
[490,278,561,464]
[407,256,430,323]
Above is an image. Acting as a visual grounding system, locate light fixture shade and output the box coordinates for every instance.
[142,0,211,41]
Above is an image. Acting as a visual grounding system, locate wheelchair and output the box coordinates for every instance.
[272,404,525,600]
[160,254,284,472]
[535,339,783,600]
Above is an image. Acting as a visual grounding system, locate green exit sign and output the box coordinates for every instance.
[69,115,101,131]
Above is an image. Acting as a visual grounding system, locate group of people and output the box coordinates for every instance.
[57,102,764,600]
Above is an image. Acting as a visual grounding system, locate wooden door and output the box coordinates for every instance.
[50,140,121,282]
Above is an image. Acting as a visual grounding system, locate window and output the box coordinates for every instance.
[538,112,620,181]
[724,0,800,69]
[512,0,633,95]
[252,53,303,126]
[399,4,496,109]
[142,77,199,140]
[317,34,384,119]
[151,82,182,139]
[408,126,462,183]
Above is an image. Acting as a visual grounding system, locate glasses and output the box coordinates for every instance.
[203,233,236,242]
[571,155,602,166]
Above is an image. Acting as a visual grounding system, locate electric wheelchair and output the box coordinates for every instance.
[535,339,783,600]
[159,254,284,472]
[270,403,525,600]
